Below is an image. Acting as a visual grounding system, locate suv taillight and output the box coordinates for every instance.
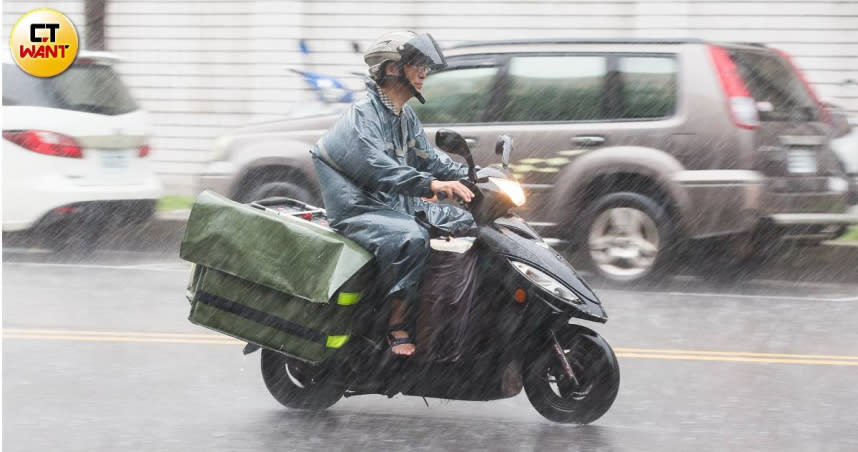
[774,48,833,126]
[138,144,150,157]
[709,45,760,130]
[2,130,83,158]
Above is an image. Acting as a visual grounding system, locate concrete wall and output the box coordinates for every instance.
[4,0,857,195]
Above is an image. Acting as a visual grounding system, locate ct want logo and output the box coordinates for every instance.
[9,8,79,77]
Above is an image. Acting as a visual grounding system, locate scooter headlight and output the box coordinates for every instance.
[489,177,526,207]
[509,260,581,304]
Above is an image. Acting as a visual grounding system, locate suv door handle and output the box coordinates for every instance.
[465,137,479,146]
[571,136,605,146]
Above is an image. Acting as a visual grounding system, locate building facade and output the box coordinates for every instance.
[4,0,857,194]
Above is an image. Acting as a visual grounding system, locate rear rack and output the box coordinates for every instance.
[250,197,327,222]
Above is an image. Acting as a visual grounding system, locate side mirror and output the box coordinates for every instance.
[435,129,476,181]
[495,135,513,169]
[435,129,470,157]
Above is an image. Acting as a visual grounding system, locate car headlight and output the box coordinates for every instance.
[509,260,581,304]
[489,177,526,206]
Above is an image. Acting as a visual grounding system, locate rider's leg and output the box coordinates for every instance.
[388,298,415,356]
[334,210,431,356]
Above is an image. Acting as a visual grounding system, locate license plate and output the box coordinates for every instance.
[99,150,130,170]
[787,150,817,174]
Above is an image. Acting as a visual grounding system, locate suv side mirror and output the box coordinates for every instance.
[435,129,476,181]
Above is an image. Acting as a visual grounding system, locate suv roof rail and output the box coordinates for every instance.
[448,38,709,49]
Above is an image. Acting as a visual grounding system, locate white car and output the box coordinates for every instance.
[2,51,162,248]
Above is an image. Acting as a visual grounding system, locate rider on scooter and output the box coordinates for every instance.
[310,31,475,356]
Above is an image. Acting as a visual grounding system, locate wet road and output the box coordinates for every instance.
[3,249,858,451]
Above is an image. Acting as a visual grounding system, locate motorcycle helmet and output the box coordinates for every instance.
[363,31,446,104]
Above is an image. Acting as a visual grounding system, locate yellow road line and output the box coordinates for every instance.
[5,328,858,366]
[614,347,858,361]
[3,333,241,345]
[3,328,225,339]
[616,353,858,366]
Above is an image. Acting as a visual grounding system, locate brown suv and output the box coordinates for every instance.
[199,38,856,284]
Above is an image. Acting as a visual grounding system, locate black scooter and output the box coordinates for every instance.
[255,130,620,424]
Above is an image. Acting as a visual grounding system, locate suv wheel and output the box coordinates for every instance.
[580,192,674,285]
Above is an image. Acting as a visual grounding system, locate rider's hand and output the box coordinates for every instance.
[430,180,475,203]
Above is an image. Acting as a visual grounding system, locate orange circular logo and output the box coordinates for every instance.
[9,8,79,78]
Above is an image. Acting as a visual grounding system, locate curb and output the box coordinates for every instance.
[129,211,190,252]
[749,242,858,283]
[156,209,191,222]
[139,213,858,284]
[94,211,190,253]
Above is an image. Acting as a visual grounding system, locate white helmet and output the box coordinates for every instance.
[363,31,446,103]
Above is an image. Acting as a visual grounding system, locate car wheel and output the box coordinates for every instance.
[580,192,674,285]
[240,181,315,205]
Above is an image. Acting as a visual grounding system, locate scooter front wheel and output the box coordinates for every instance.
[260,349,344,411]
[523,326,620,424]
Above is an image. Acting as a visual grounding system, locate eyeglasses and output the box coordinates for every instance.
[409,64,432,75]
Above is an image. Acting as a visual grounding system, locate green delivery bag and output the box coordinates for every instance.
[180,191,373,363]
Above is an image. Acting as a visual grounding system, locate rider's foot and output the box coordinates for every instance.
[389,330,415,356]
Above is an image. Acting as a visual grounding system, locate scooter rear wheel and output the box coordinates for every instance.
[523,328,620,424]
[260,349,344,411]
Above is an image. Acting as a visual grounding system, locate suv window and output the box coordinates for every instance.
[2,62,138,115]
[728,50,819,122]
[618,56,677,119]
[501,55,608,122]
[409,66,498,123]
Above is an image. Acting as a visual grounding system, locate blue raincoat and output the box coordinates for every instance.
[311,80,475,304]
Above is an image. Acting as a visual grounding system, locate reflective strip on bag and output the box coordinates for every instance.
[326,335,349,349]
[336,292,361,306]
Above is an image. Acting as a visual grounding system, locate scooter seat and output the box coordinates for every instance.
[429,237,475,254]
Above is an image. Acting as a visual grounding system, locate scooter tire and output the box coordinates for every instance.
[260,349,343,411]
[523,327,620,424]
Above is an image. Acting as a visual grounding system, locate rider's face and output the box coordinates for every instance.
[402,63,430,92]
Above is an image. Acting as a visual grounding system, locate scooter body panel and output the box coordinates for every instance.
[477,220,608,322]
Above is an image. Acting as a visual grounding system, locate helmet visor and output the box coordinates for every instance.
[402,33,447,71]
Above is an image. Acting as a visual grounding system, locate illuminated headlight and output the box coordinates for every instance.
[509,260,580,304]
[489,177,526,206]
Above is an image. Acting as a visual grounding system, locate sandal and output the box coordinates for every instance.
[387,322,415,356]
